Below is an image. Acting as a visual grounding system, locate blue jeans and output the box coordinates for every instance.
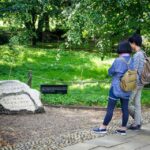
[103,87,129,127]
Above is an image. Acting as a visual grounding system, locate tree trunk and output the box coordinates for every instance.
[31,9,37,46]
[44,13,49,32]
[37,17,44,42]
[31,36,37,46]
[37,13,49,42]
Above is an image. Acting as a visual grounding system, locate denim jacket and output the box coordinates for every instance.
[108,55,134,100]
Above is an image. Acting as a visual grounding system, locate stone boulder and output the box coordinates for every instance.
[0,80,45,114]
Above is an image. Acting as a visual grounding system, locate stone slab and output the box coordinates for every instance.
[139,145,150,150]
[63,123,150,150]
[92,128,150,150]
[85,136,129,148]
[63,143,97,150]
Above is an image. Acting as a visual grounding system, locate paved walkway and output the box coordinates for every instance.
[63,123,150,150]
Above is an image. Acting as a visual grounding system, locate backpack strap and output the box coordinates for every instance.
[120,57,131,69]
[140,50,148,59]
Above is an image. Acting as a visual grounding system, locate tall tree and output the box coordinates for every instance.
[0,0,63,45]
[65,0,150,54]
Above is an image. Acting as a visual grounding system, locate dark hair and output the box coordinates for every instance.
[128,33,142,46]
[117,41,132,54]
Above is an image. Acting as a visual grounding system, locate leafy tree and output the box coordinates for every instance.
[0,0,64,45]
[65,0,150,55]
[0,0,150,53]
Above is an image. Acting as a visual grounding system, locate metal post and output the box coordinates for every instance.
[27,70,32,87]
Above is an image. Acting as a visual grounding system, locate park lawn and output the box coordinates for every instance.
[0,44,150,107]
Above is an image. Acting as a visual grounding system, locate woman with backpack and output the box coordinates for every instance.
[93,41,134,135]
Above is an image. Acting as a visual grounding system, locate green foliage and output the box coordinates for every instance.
[142,90,150,106]
[0,0,64,45]
[0,38,20,65]
[65,0,150,53]
[1,0,150,55]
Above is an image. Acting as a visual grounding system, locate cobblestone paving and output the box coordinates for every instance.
[0,106,150,150]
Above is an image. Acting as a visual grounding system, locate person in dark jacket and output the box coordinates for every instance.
[93,41,134,135]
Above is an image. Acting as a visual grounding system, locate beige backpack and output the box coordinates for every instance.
[120,57,137,92]
[141,53,150,85]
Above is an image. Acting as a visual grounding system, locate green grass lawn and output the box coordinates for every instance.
[0,44,150,107]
